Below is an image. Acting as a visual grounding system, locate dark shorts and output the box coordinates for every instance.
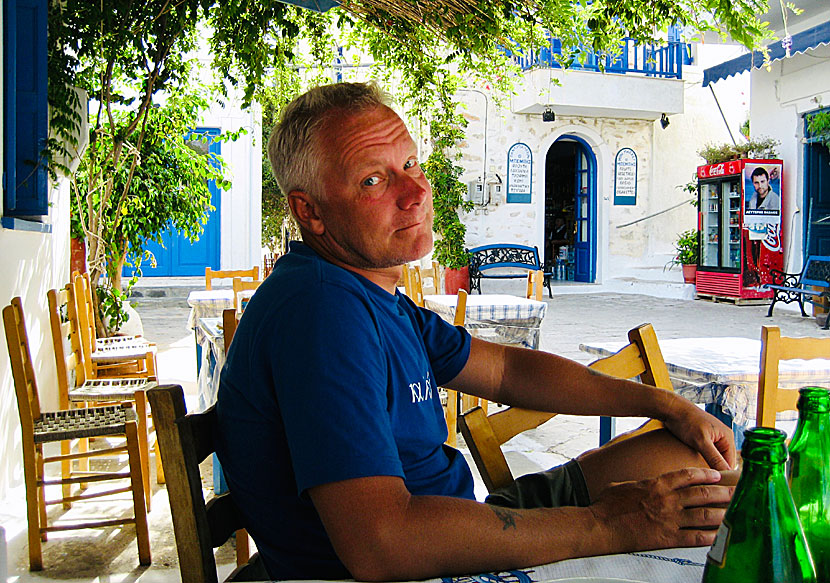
[484,459,591,509]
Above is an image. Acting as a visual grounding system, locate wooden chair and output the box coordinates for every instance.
[757,325,830,428]
[222,308,238,351]
[459,323,673,493]
[442,289,467,447]
[526,270,544,301]
[148,384,266,583]
[4,297,151,571]
[48,286,160,504]
[205,267,259,291]
[71,274,157,379]
[418,261,441,296]
[231,278,261,312]
[407,265,425,307]
[76,272,153,351]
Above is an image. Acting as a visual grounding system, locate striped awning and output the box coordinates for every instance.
[703,21,830,87]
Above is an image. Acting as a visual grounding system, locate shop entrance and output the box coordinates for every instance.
[544,137,596,282]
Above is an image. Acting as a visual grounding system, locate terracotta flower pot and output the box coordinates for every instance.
[682,263,697,285]
[444,266,470,295]
[70,237,87,274]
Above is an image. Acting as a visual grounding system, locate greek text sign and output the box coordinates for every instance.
[614,148,637,205]
[507,143,532,203]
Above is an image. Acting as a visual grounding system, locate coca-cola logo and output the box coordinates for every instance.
[710,163,726,176]
[763,224,781,252]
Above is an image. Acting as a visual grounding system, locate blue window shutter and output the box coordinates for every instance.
[4,0,48,217]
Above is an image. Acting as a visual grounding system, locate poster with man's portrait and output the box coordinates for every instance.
[742,162,783,289]
[744,163,781,222]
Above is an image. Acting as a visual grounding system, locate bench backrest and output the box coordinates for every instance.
[469,244,541,273]
[802,256,830,288]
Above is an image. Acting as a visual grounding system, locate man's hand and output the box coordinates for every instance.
[660,398,737,471]
[590,468,734,551]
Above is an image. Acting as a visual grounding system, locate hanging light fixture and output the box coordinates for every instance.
[660,113,670,129]
[542,108,555,122]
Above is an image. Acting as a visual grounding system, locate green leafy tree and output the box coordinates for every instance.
[71,92,232,329]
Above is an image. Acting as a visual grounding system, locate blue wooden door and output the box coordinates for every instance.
[572,140,596,282]
[131,128,222,277]
[805,114,830,257]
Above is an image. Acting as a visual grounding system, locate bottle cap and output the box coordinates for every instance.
[741,427,788,463]
[797,386,830,413]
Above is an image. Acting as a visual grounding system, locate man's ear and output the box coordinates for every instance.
[287,191,325,236]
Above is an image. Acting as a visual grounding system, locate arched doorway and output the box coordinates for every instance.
[544,136,596,282]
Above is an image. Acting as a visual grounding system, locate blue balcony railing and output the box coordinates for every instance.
[505,36,689,79]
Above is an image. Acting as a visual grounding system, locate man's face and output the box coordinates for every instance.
[312,106,434,269]
[752,173,770,198]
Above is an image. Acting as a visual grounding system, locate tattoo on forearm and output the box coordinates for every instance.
[489,505,519,530]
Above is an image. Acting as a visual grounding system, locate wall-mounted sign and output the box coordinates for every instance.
[507,143,532,203]
[614,147,637,206]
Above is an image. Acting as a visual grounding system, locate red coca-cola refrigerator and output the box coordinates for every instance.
[695,159,784,302]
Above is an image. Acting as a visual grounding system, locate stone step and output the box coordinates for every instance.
[127,277,204,307]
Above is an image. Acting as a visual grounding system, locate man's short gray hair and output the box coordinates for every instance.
[268,82,393,200]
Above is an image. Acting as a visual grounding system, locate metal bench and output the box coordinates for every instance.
[764,255,830,329]
[468,244,552,298]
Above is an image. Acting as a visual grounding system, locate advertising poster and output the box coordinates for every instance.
[742,162,782,288]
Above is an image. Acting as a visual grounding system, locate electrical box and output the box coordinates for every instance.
[487,182,502,200]
[468,181,489,206]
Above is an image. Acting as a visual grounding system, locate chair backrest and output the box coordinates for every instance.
[757,325,830,427]
[232,278,261,312]
[3,298,42,426]
[459,323,672,493]
[453,289,468,327]
[409,266,425,307]
[526,270,544,301]
[419,261,441,296]
[68,274,97,383]
[205,267,259,291]
[148,384,266,583]
[222,309,238,354]
[47,286,86,406]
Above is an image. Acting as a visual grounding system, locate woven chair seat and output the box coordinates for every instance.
[69,378,158,401]
[96,335,151,349]
[91,343,157,364]
[33,405,136,444]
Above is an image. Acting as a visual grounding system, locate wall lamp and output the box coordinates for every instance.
[660,113,670,129]
[542,108,555,122]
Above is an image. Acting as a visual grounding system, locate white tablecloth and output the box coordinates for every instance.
[424,294,547,349]
[580,336,830,429]
[281,546,708,583]
[195,316,225,412]
[187,289,233,329]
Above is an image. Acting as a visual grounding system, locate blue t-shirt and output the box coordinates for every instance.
[215,242,473,580]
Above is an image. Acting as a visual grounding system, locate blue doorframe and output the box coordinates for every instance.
[562,136,597,282]
[126,128,222,277]
[804,110,830,258]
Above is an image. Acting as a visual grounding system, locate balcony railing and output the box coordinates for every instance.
[505,37,689,79]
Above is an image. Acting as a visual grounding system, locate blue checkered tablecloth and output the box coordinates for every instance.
[580,336,830,431]
[424,294,547,349]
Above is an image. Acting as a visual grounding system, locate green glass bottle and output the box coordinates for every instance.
[788,386,830,580]
[702,427,816,583]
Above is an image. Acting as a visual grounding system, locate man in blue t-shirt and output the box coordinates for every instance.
[216,82,737,582]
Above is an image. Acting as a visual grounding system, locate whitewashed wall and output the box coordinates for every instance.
[201,102,263,272]
[454,62,741,283]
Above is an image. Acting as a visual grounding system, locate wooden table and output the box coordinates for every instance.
[424,294,547,349]
[580,336,830,447]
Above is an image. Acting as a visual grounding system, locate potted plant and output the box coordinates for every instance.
[424,149,474,294]
[672,229,700,284]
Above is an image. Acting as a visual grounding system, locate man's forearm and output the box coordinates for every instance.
[449,339,680,421]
